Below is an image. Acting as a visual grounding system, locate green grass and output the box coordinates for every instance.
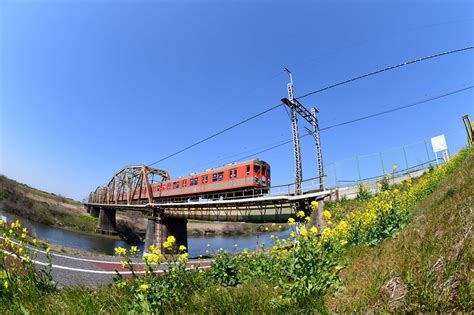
[324,147,474,312]
[1,148,473,314]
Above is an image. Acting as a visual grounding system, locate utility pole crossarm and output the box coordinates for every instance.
[281,98,317,126]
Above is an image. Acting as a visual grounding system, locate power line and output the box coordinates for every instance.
[296,46,474,100]
[147,103,283,166]
[222,84,474,162]
[147,46,473,166]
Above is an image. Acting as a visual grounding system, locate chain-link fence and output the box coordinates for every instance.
[324,127,468,189]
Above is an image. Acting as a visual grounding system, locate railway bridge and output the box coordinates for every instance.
[85,71,328,254]
[85,165,328,254]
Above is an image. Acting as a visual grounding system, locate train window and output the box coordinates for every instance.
[246,166,250,176]
[212,173,218,182]
[266,168,270,177]
[182,180,187,187]
[173,182,179,189]
[218,172,224,181]
[233,169,237,178]
[229,170,233,179]
[254,165,261,173]
[262,165,266,176]
[190,178,198,186]
[202,175,208,184]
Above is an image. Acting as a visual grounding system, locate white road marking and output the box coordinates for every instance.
[0,236,212,265]
[2,249,210,275]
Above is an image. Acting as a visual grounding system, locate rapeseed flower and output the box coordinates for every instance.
[114,247,126,256]
[310,226,318,235]
[288,218,296,226]
[179,245,187,252]
[139,283,149,291]
[305,216,311,223]
[310,200,319,210]
[3,281,8,289]
[323,210,331,220]
[121,260,127,268]
[297,210,305,218]
[167,235,176,244]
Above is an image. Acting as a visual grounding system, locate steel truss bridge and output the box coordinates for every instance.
[85,71,327,253]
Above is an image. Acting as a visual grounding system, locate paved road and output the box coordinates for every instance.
[1,237,212,287]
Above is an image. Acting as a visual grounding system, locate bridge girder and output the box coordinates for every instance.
[88,166,170,205]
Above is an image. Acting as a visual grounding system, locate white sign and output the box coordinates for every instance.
[431,134,448,153]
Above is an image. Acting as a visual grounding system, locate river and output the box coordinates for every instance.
[0,209,290,258]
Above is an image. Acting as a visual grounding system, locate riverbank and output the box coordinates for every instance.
[0,175,97,233]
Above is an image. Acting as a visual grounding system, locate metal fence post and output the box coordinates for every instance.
[424,140,431,166]
[379,151,385,175]
[403,145,409,171]
[356,156,361,183]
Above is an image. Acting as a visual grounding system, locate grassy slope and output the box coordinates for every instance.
[0,175,97,233]
[325,149,473,312]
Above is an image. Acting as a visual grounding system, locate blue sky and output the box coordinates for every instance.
[1,0,473,201]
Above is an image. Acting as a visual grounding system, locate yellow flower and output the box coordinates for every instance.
[305,216,311,223]
[179,245,187,252]
[46,247,51,253]
[377,183,382,188]
[199,269,204,274]
[310,226,318,235]
[327,220,333,226]
[278,225,283,231]
[130,246,138,255]
[271,223,276,227]
[290,231,296,238]
[264,227,269,232]
[22,227,27,233]
[335,265,343,271]
[114,247,127,256]
[179,252,189,262]
[3,281,8,289]
[18,248,23,254]
[340,240,348,246]
[288,218,296,226]
[21,233,26,239]
[297,210,305,218]
[8,229,13,235]
[163,241,172,249]
[310,200,319,210]
[167,235,176,244]
[32,239,37,245]
[121,260,127,268]
[323,210,331,221]
[242,248,249,254]
[139,283,149,291]
[300,227,308,238]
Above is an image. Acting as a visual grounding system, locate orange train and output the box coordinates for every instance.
[122,159,271,202]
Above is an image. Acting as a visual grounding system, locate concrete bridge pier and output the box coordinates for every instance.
[96,207,117,235]
[89,206,100,218]
[144,210,188,254]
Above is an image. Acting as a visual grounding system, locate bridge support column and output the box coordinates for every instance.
[89,206,100,218]
[96,207,117,235]
[144,211,188,254]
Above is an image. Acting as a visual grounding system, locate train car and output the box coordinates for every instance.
[156,159,271,199]
[116,159,271,202]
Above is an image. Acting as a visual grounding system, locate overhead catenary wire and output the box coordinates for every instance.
[147,46,473,167]
[223,84,474,162]
[296,46,473,100]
